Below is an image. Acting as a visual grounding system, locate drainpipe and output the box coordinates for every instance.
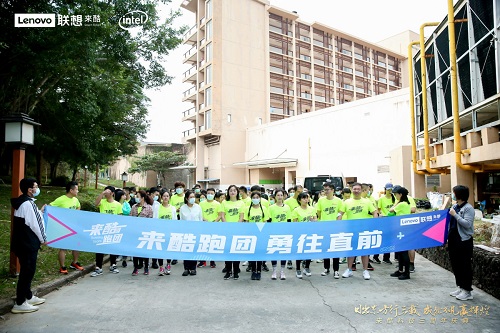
[447,0,500,172]
[420,22,446,174]
[408,41,427,175]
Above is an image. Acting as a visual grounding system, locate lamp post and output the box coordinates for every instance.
[121,171,128,189]
[84,165,88,188]
[1,113,40,276]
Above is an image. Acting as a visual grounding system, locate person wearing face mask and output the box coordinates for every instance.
[193,184,202,194]
[92,186,122,277]
[148,187,162,270]
[388,187,412,280]
[268,189,291,279]
[131,190,154,276]
[240,192,270,280]
[373,183,396,265]
[179,190,203,276]
[198,188,220,268]
[170,181,186,219]
[154,189,177,275]
[285,185,303,212]
[115,189,130,268]
[447,185,475,301]
[11,178,47,314]
[334,187,343,199]
[292,192,317,279]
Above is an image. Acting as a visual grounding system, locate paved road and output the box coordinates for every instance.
[0,254,498,333]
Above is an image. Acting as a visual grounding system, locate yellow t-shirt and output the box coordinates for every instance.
[340,198,376,220]
[316,196,343,221]
[291,206,317,222]
[241,196,251,206]
[158,205,176,220]
[284,197,300,212]
[169,194,185,211]
[268,204,291,222]
[50,195,80,210]
[378,195,395,216]
[220,200,245,222]
[99,199,122,215]
[394,201,411,216]
[243,205,270,222]
[199,200,221,222]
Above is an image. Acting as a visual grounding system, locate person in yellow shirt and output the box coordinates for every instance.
[268,189,291,279]
[49,181,82,274]
[338,182,379,280]
[199,188,221,268]
[373,183,396,265]
[154,189,177,276]
[285,185,303,212]
[219,185,245,280]
[240,191,270,281]
[169,181,186,218]
[392,185,417,272]
[239,186,251,206]
[292,192,317,279]
[317,182,344,279]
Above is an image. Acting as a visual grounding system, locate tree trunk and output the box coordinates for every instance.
[49,162,58,181]
[35,150,42,185]
[72,168,77,181]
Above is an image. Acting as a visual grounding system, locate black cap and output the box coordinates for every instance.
[335,186,342,191]
[392,185,402,194]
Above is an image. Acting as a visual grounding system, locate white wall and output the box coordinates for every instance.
[245,88,412,194]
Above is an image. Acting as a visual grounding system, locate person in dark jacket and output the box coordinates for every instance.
[10,178,47,313]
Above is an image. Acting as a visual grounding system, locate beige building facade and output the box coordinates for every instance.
[179,0,408,188]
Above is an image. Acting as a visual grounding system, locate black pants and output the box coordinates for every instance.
[96,253,117,268]
[271,260,286,266]
[323,258,340,271]
[183,260,197,270]
[224,261,240,273]
[16,250,38,305]
[373,253,390,261]
[133,257,149,269]
[296,259,310,270]
[396,251,410,274]
[152,258,164,266]
[249,261,262,272]
[448,229,473,292]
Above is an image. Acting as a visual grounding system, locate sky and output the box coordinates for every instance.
[145,0,453,143]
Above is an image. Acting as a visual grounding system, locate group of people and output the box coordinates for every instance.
[10,177,475,313]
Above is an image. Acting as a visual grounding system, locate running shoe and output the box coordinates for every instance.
[287,260,293,270]
[333,271,340,279]
[373,257,381,264]
[224,271,232,280]
[363,270,371,280]
[280,271,286,280]
[271,271,277,280]
[158,266,165,276]
[132,268,138,276]
[11,301,38,314]
[109,264,120,274]
[296,270,302,279]
[166,264,171,275]
[342,269,353,278]
[90,268,103,277]
[303,268,312,277]
[70,262,84,271]
[27,296,45,306]
[262,263,269,272]
[59,266,68,274]
[144,267,149,275]
[321,269,330,276]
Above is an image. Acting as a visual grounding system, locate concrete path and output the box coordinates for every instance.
[0,254,498,333]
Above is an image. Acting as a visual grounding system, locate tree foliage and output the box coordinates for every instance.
[0,0,187,179]
[129,150,186,186]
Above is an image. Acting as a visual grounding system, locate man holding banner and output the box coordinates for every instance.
[91,186,122,277]
[338,182,379,280]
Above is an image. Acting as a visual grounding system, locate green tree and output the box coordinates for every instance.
[0,0,186,180]
[129,151,186,186]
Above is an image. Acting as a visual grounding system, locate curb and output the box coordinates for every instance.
[0,257,110,316]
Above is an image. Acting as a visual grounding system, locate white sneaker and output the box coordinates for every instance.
[342,269,353,278]
[27,296,45,306]
[296,270,302,279]
[90,268,103,277]
[334,271,340,279]
[109,265,120,274]
[316,259,323,263]
[242,261,249,266]
[303,268,312,277]
[363,270,370,280]
[280,270,286,280]
[450,288,462,297]
[271,270,277,280]
[321,269,330,276]
[456,290,473,301]
[11,301,39,313]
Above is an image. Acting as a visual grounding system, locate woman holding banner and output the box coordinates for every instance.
[179,190,203,276]
[292,192,317,279]
[389,187,411,280]
[219,185,245,280]
[131,190,154,276]
[154,189,177,276]
[268,189,291,280]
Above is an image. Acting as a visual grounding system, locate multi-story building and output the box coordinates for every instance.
[412,0,500,202]
[179,0,406,188]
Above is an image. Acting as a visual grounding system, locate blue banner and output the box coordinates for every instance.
[44,206,450,261]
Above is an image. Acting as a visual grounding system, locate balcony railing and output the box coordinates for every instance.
[183,45,197,60]
[183,86,197,97]
[183,65,197,78]
[314,95,326,102]
[183,25,196,40]
[270,107,295,116]
[301,93,312,99]
[300,73,312,80]
[183,128,196,137]
[199,16,206,25]
[182,106,196,118]
[313,40,323,47]
[199,37,206,46]
[314,77,325,84]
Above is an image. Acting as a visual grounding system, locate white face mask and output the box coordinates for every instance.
[152,196,158,201]
[252,198,260,205]
[33,188,40,197]
[188,197,195,205]
[176,188,183,195]
[207,194,215,201]
[194,188,201,194]
[269,200,275,205]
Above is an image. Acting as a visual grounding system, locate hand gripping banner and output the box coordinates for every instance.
[44,206,450,261]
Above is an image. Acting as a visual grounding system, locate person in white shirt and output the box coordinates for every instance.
[179,190,202,276]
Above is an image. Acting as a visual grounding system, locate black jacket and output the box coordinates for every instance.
[11,195,42,255]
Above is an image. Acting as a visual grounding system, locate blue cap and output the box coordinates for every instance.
[385,183,394,190]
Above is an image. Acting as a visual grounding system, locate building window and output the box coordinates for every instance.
[206,20,212,40]
[227,114,231,122]
[205,42,212,62]
[205,110,212,129]
[205,87,212,106]
[205,64,212,84]
[206,0,212,19]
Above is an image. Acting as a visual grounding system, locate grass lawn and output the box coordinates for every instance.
[0,184,104,300]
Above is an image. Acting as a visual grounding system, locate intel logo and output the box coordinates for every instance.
[119,10,148,30]
[400,217,420,226]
